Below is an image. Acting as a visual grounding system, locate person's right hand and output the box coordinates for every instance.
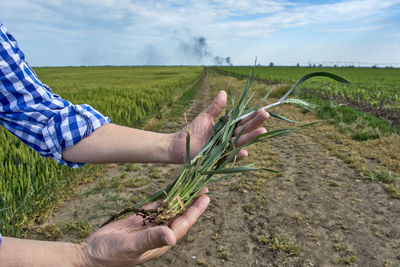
[79,188,210,267]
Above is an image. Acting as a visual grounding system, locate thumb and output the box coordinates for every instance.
[133,226,176,254]
[202,90,227,119]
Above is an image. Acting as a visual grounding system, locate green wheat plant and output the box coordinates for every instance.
[104,70,352,225]
[0,66,203,237]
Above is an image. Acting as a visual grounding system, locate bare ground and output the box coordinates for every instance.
[30,70,400,266]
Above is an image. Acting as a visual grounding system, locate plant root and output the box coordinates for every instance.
[100,207,159,228]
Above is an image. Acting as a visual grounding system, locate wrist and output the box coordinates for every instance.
[161,132,177,164]
[167,131,183,164]
[72,242,92,267]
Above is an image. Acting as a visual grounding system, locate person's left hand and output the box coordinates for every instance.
[79,188,210,267]
[169,90,269,164]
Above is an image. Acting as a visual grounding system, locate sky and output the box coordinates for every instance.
[1,0,400,67]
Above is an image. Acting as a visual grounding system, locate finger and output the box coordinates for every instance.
[235,149,248,161]
[198,186,209,195]
[169,194,210,241]
[237,108,268,126]
[237,110,256,127]
[133,225,176,254]
[202,90,227,119]
[235,109,269,136]
[234,127,267,148]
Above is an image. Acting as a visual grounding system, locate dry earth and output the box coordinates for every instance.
[30,70,400,266]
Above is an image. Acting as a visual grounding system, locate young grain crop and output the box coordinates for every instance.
[104,70,351,225]
[0,66,203,237]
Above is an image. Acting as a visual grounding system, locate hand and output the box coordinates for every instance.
[169,90,269,163]
[79,189,210,267]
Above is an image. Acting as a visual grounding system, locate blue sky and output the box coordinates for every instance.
[1,0,400,67]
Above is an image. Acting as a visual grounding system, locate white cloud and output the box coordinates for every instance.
[1,0,400,65]
[3,0,398,37]
[315,25,384,32]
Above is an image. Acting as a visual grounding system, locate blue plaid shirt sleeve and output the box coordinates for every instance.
[0,22,112,168]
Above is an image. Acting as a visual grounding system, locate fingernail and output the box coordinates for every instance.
[162,235,171,246]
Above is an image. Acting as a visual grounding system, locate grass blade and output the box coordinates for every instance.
[269,111,297,123]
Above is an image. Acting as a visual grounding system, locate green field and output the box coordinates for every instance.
[215,66,400,110]
[2,65,399,237]
[0,66,202,236]
[214,66,400,141]
[2,66,400,265]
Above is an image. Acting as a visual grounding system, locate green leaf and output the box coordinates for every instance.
[278,72,353,103]
[269,111,297,123]
[201,165,258,175]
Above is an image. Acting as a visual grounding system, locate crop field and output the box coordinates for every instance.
[215,66,400,128]
[2,66,400,266]
[0,66,202,236]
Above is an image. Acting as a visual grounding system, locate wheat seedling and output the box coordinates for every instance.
[102,70,352,226]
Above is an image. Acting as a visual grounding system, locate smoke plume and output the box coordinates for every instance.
[177,36,232,65]
[214,56,233,66]
[136,35,233,65]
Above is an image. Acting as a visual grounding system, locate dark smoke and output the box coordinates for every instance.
[179,36,211,62]
[214,56,232,66]
[178,36,232,65]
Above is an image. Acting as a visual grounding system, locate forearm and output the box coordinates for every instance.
[0,237,85,267]
[62,123,176,164]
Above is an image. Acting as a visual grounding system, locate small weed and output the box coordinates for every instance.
[270,233,302,256]
[305,231,319,241]
[244,214,255,221]
[125,177,151,188]
[212,233,221,241]
[112,176,124,192]
[112,176,121,188]
[218,247,231,260]
[344,256,356,264]
[96,178,108,191]
[124,163,139,172]
[149,166,162,179]
[244,203,255,212]
[333,256,356,265]
[125,177,138,188]
[186,234,195,242]
[40,224,63,240]
[384,260,393,267]
[64,220,92,238]
[334,243,352,253]
[369,169,396,184]
[293,213,304,223]
[333,238,355,264]
[257,232,269,244]
[196,259,209,266]
[232,182,244,191]
[120,172,128,179]
[336,220,349,230]
[129,194,144,204]
[385,185,400,199]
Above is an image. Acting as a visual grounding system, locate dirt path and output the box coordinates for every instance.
[31,70,400,266]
